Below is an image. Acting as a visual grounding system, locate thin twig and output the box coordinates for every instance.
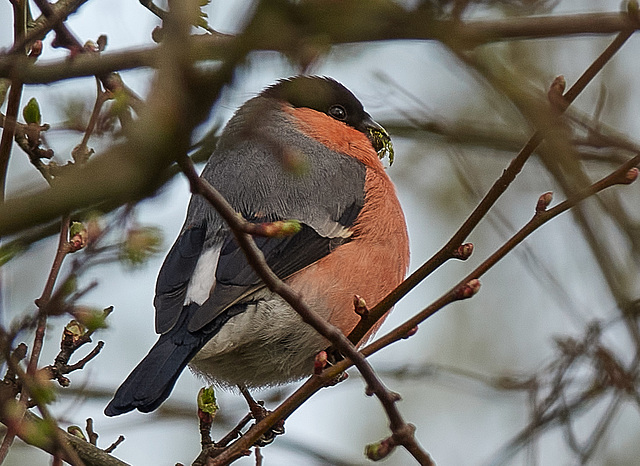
[27,214,70,375]
[235,158,639,466]
[360,163,639,363]
[347,25,635,345]
[8,0,91,54]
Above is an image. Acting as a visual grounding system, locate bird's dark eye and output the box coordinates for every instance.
[328,104,347,121]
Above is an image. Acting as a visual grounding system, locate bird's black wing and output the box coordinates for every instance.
[156,106,367,334]
[153,224,207,333]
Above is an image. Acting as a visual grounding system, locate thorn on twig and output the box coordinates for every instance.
[535,192,554,214]
[452,242,473,261]
[353,295,369,317]
[618,167,639,185]
[28,40,43,59]
[548,75,568,112]
[402,326,418,339]
[453,279,481,300]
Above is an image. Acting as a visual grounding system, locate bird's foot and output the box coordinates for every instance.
[238,385,285,447]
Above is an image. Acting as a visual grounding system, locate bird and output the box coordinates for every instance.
[105,76,409,417]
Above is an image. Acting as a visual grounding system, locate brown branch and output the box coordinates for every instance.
[359,163,639,365]
[44,313,108,386]
[31,0,83,52]
[2,410,130,466]
[1,10,639,84]
[27,215,71,375]
[0,80,22,202]
[8,0,91,54]
[0,0,28,202]
[176,156,434,466]
[0,345,85,465]
[0,8,637,239]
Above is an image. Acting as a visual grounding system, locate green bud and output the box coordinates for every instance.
[22,97,42,125]
[73,307,108,332]
[120,226,163,267]
[67,425,87,440]
[365,438,394,461]
[197,386,218,416]
[69,222,85,238]
[65,320,86,341]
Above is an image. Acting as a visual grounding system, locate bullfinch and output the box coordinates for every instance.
[105,76,409,416]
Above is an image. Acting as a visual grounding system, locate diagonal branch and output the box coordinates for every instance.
[347,24,636,345]
[176,156,434,466]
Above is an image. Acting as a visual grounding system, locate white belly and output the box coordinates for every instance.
[188,294,327,388]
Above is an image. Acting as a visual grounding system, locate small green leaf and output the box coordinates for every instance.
[22,97,42,125]
[197,386,218,416]
[73,307,109,332]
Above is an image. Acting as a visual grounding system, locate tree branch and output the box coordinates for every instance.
[347,25,635,345]
[1,9,639,84]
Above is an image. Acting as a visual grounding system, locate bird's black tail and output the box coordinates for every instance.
[104,303,233,416]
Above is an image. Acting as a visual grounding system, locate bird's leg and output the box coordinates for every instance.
[238,385,285,447]
[239,385,267,420]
